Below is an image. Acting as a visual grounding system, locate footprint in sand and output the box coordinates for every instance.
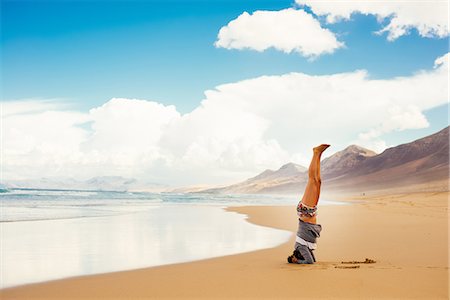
[335,265,360,269]
[340,258,376,264]
[334,258,376,269]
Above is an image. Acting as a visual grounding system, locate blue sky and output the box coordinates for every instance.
[2,0,448,112]
[1,0,449,184]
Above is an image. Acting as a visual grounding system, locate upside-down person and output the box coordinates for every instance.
[288,144,330,264]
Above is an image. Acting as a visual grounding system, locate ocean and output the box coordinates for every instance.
[1,189,289,222]
[0,189,343,288]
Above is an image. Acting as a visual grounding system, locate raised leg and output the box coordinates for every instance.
[299,144,330,223]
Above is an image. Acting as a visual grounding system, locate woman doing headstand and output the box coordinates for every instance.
[288,144,330,264]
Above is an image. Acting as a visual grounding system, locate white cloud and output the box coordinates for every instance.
[296,0,449,40]
[2,53,448,185]
[1,99,70,117]
[82,98,179,155]
[215,8,344,57]
[2,101,90,179]
[356,105,430,152]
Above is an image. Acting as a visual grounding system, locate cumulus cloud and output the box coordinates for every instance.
[356,105,430,152]
[2,53,448,185]
[296,0,449,40]
[215,8,344,57]
[2,100,90,179]
[83,98,179,156]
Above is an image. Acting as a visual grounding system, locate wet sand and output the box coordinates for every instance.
[1,191,448,299]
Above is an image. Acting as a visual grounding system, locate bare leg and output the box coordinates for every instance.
[299,144,330,223]
[288,144,330,263]
[288,144,329,264]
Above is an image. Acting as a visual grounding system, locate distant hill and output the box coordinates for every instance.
[4,176,167,192]
[321,145,377,179]
[202,162,308,194]
[325,126,449,194]
[202,126,449,195]
[5,127,448,195]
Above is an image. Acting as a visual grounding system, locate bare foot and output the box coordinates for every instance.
[313,144,330,153]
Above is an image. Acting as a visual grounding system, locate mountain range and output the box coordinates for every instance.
[4,176,167,192]
[201,126,449,195]
[4,127,448,195]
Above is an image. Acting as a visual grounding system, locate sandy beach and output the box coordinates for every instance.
[1,191,448,299]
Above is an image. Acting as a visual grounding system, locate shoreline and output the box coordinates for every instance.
[0,204,291,289]
[1,191,448,299]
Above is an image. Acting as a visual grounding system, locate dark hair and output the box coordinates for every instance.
[293,249,304,260]
[287,249,305,263]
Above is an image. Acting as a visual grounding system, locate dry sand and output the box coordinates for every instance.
[1,191,448,299]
